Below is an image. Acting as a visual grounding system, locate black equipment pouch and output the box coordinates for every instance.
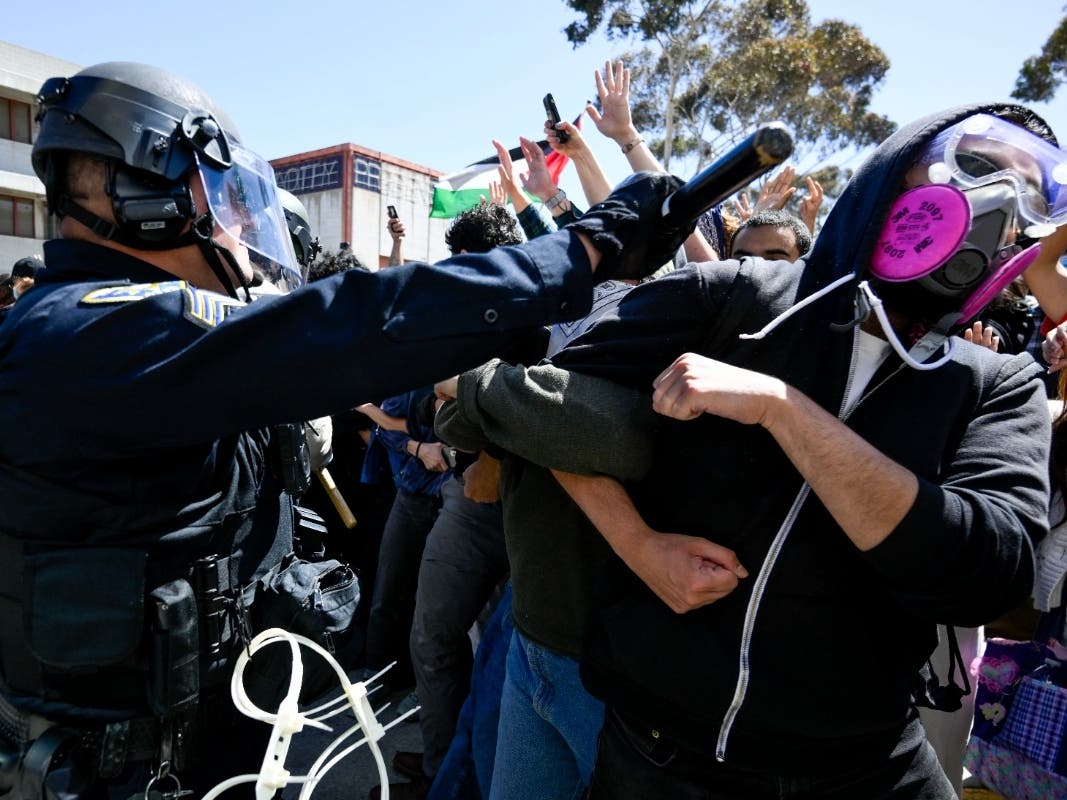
[275,423,312,497]
[148,579,199,717]
[292,505,328,562]
[25,548,146,672]
[243,553,360,709]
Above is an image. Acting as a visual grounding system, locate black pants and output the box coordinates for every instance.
[409,476,508,777]
[588,708,958,800]
[364,489,442,682]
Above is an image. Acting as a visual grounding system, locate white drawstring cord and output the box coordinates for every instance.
[738,272,857,341]
[857,281,956,370]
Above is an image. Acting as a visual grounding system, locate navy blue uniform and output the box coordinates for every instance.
[0,232,592,729]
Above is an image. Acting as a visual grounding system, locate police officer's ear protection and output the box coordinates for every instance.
[106,161,197,246]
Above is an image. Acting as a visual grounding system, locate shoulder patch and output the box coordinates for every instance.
[181,284,245,329]
[80,281,187,304]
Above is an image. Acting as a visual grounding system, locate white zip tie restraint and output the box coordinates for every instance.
[200,628,419,800]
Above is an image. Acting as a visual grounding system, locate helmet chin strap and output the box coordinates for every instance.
[60,197,252,303]
[190,213,252,303]
[857,281,957,371]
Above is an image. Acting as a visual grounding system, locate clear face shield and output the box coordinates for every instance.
[862,113,1067,369]
[196,147,303,292]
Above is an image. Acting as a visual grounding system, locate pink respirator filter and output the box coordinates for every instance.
[870,184,971,282]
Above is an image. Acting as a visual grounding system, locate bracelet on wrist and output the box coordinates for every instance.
[415,441,422,459]
[621,135,645,155]
[544,189,567,211]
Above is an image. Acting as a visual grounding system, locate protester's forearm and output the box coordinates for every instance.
[552,469,748,613]
[764,385,918,550]
[613,125,664,174]
[1024,225,1067,323]
[682,229,719,263]
[388,240,403,267]
[506,185,531,213]
[360,403,409,432]
[570,149,613,206]
[552,471,650,563]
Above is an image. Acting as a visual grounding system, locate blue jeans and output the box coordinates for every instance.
[488,631,605,800]
[428,584,514,800]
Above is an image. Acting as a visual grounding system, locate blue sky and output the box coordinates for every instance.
[4,0,1064,204]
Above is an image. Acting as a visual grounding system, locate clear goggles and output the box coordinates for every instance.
[197,148,303,290]
[918,113,1067,236]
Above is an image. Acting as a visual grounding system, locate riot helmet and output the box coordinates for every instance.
[32,62,299,298]
[277,188,321,278]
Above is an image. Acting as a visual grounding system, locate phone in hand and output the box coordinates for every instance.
[442,446,459,471]
[543,93,569,143]
[387,205,398,219]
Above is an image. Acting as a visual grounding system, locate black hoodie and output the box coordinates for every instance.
[550,103,1052,774]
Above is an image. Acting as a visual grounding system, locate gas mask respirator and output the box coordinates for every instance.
[863,113,1066,370]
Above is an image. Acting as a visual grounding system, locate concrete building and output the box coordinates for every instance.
[270,145,451,270]
[0,42,81,271]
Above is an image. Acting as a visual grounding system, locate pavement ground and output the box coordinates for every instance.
[279,683,424,800]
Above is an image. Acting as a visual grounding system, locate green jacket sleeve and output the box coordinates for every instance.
[516,205,555,240]
[435,357,658,480]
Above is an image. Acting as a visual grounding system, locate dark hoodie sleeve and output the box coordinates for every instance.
[860,353,1050,626]
[550,265,729,389]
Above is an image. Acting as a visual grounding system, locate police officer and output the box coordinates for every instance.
[0,61,687,799]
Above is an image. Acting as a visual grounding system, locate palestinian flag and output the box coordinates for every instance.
[430,122,579,218]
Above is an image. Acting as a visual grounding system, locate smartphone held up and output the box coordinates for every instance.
[543,93,569,144]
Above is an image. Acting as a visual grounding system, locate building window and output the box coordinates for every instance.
[354,156,381,192]
[0,98,33,144]
[0,195,35,238]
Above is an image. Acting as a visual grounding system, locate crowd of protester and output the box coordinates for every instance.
[3,53,1067,800]
[263,61,1067,800]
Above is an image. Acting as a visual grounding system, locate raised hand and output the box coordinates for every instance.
[492,139,526,208]
[734,190,754,222]
[754,166,797,213]
[488,180,507,207]
[518,136,558,202]
[798,176,824,234]
[963,320,1000,353]
[588,59,637,145]
[544,117,586,158]
[1044,322,1067,373]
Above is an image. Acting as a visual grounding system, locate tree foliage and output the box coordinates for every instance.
[1013,15,1067,102]
[563,0,895,173]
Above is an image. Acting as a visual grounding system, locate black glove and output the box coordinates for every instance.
[566,171,693,281]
